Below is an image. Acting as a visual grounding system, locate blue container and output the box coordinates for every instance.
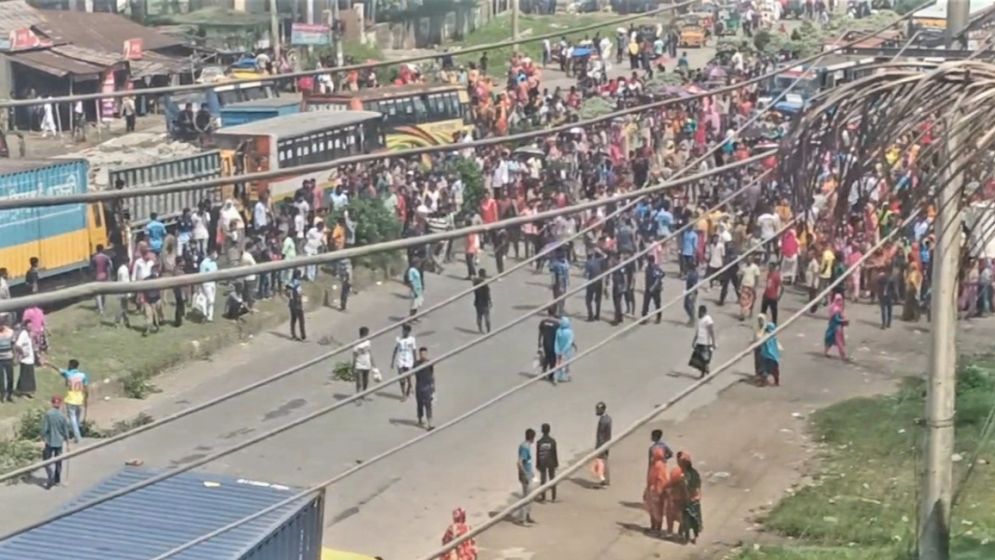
[0,468,325,560]
[220,98,302,127]
[0,159,93,283]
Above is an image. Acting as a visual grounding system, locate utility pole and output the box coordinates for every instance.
[332,0,343,66]
[270,0,281,61]
[512,0,520,52]
[919,6,971,559]
[919,112,965,560]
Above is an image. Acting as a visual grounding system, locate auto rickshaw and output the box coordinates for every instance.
[721,10,740,35]
[678,16,706,48]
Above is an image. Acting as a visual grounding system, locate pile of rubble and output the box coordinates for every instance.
[65,133,203,190]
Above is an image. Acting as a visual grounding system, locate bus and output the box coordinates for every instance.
[302,84,473,150]
[212,110,386,203]
[164,81,277,138]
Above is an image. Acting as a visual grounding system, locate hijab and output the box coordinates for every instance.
[647,447,669,491]
[760,321,781,362]
[829,293,845,318]
[677,451,701,492]
[554,317,575,356]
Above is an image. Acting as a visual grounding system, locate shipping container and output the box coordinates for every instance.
[0,468,325,560]
[0,159,108,285]
[221,97,302,127]
[108,150,225,226]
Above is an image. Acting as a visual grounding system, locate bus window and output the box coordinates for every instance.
[447,92,463,119]
[399,96,416,124]
[412,95,429,123]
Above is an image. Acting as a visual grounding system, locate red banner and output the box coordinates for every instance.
[9,28,51,51]
[123,38,143,60]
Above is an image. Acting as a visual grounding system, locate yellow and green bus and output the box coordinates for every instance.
[303,84,473,150]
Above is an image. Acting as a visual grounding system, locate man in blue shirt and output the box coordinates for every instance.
[584,251,605,322]
[654,205,674,239]
[549,250,570,316]
[145,212,167,254]
[407,261,424,319]
[680,228,699,278]
[517,428,537,524]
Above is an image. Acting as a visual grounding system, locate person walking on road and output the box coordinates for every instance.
[758,320,782,387]
[584,250,605,321]
[594,402,612,487]
[549,249,570,317]
[641,255,664,323]
[46,359,88,443]
[760,262,783,324]
[40,396,71,489]
[536,423,559,502]
[199,250,219,323]
[672,451,703,544]
[649,428,673,466]
[414,347,435,429]
[683,266,699,325]
[286,269,306,341]
[0,317,14,402]
[689,305,716,378]
[440,507,477,560]
[644,446,668,535]
[875,266,898,329]
[472,269,492,334]
[553,317,575,384]
[739,255,761,321]
[538,310,560,383]
[407,259,425,320]
[517,428,537,524]
[824,294,848,360]
[352,326,375,396]
[391,323,416,400]
[610,254,626,325]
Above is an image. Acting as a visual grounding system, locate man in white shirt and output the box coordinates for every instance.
[739,255,762,321]
[240,249,258,311]
[352,326,376,397]
[132,252,155,282]
[391,323,417,400]
[199,251,219,322]
[253,197,270,234]
[115,262,131,327]
[13,325,34,396]
[304,223,326,281]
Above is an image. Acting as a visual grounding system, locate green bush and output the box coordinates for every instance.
[122,372,160,400]
[0,439,38,481]
[448,156,486,223]
[332,360,354,382]
[16,408,44,441]
[333,196,401,247]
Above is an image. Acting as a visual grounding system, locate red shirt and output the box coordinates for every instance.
[480,198,498,224]
[764,271,782,300]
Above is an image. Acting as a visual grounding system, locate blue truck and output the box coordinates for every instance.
[220,97,302,127]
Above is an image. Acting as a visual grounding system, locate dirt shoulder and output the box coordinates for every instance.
[477,302,994,560]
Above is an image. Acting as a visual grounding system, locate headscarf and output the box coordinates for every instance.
[829,293,845,318]
[760,322,780,362]
[554,317,575,356]
[677,451,701,494]
[441,507,476,560]
[754,313,767,341]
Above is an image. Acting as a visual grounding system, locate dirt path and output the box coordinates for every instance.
[477,300,995,560]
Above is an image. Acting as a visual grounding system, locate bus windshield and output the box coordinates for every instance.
[772,75,817,98]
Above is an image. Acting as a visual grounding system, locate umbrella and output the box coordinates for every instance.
[707,66,727,80]
[572,46,594,58]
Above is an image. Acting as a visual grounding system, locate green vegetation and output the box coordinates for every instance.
[446,13,657,71]
[737,359,995,560]
[449,156,487,222]
[579,96,618,119]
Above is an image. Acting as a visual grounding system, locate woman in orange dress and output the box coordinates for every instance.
[643,447,668,535]
[672,451,703,544]
[441,507,477,560]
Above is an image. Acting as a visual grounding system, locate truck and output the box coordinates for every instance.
[164,81,277,138]
[0,159,108,285]
[0,467,325,560]
[220,96,302,127]
[108,150,227,227]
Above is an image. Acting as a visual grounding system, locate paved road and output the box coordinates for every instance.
[0,246,769,558]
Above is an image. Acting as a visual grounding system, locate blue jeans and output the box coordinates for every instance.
[879,298,893,328]
[66,404,84,442]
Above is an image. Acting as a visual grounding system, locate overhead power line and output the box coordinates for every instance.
[0,4,924,213]
[0,152,771,313]
[0,1,698,110]
[0,14,921,483]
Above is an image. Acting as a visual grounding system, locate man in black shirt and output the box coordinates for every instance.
[473,269,492,334]
[610,254,626,325]
[536,423,559,502]
[642,255,665,324]
[25,257,39,294]
[623,259,636,315]
[414,347,435,430]
[537,309,560,383]
[595,402,612,486]
[584,251,605,322]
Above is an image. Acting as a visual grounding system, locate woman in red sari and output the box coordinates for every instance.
[643,447,668,535]
[441,507,477,560]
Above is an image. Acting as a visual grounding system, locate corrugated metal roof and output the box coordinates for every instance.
[0,0,47,36]
[0,468,318,560]
[216,110,382,138]
[38,9,184,51]
[7,48,103,77]
[223,96,302,109]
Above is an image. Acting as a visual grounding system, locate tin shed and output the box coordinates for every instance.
[0,468,324,560]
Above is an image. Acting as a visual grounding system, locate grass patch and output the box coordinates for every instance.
[735,358,995,560]
[446,12,668,71]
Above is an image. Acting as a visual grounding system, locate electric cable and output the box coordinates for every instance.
[0,1,700,109]
[0,151,770,314]
[0,24,921,486]
[5,40,972,538]
[148,207,797,560]
[0,2,927,212]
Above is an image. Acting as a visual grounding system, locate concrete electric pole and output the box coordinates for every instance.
[270,0,281,61]
[512,0,520,52]
[919,113,965,560]
[332,0,343,66]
